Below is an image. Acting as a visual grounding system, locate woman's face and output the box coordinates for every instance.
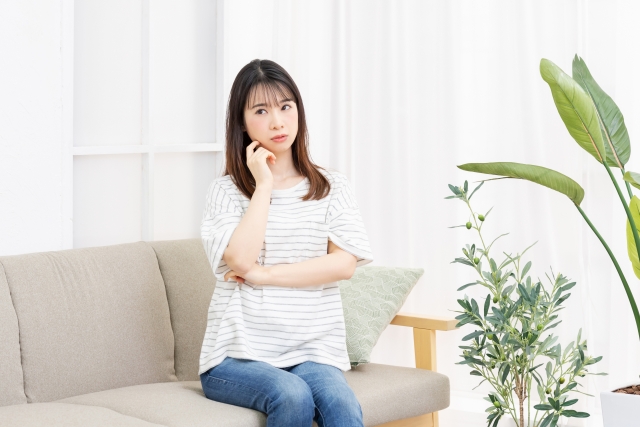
[243,85,299,153]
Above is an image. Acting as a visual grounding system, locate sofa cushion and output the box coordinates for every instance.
[340,266,424,367]
[0,402,165,427]
[0,262,27,407]
[0,242,177,403]
[56,362,449,427]
[148,239,215,382]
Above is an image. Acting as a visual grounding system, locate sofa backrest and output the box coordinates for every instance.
[148,239,216,381]
[0,241,177,404]
[0,261,27,407]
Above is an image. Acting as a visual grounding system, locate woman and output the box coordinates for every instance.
[199,59,373,427]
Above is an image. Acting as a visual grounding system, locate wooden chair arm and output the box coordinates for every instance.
[378,312,457,427]
[389,311,458,372]
[390,312,458,331]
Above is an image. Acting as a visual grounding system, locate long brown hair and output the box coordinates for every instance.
[222,59,331,202]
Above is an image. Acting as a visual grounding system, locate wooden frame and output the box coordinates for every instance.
[373,312,458,427]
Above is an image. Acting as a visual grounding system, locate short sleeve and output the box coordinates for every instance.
[327,175,374,267]
[201,179,244,282]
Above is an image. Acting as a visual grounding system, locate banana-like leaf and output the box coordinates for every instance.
[458,162,585,206]
[627,196,640,280]
[572,55,630,168]
[540,58,606,163]
[624,171,640,190]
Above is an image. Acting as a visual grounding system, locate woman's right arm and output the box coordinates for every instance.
[222,140,275,275]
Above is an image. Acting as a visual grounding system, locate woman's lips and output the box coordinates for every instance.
[272,135,287,142]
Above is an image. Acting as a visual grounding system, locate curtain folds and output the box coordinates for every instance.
[222,1,640,425]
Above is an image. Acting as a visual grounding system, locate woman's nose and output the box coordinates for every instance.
[270,110,284,128]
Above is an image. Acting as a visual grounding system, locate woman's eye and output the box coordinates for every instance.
[256,105,291,114]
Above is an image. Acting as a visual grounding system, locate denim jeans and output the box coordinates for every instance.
[200,356,364,427]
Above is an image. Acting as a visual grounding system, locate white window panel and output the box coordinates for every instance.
[150,0,218,145]
[73,154,142,249]
[153,152,217,241]
[74,0,143,147]
[68,0,224,248]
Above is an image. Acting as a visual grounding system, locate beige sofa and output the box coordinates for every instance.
[0,239,454,427]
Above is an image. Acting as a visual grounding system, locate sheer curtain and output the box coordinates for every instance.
[221,1,640,425]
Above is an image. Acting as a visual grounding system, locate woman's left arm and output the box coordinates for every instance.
[224,240,357,287]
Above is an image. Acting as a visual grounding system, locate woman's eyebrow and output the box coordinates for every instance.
[250,98,295,109]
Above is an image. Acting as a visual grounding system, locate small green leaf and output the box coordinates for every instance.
[522,261,532,278]
[562,410,590,418]
[462,331,484,341]
[534,404,553,411]
[623,171,640,190]
[562,398,578,407]
[484,294,491,317]
[457,282,478,291]
[540,413,554,427]
[500,363,510,384]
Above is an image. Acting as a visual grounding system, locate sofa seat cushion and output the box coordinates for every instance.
[56,363,449,427]
[0,402,165,427]
[57,381,263,427]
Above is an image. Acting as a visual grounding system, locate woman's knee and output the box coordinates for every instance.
[268,376,315,419]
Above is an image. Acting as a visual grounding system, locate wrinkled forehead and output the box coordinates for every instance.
[245,82,295,110]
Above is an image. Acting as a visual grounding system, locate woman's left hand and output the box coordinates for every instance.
[224,262,270,285]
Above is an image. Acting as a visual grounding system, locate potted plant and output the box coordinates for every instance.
[447,181,604,427]
[456,55,640,426]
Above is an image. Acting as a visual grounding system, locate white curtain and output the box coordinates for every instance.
[221,1,640,425]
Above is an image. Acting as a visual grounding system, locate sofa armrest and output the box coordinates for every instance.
[390,312,458,331]
[384,312,457,427]
[389,311,458,372]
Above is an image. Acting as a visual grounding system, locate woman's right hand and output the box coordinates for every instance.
[246,140,276,188]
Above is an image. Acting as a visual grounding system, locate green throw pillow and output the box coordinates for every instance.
[339,265,425,368]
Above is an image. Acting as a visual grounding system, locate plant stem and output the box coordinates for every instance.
[575,204,640,340]
[626,181,634,200]
[621,168,634,200]
[605,162,640,266]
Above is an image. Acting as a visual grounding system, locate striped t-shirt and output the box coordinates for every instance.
[199,168,373,375]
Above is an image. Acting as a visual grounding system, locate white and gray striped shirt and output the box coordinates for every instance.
[199,168,373,375]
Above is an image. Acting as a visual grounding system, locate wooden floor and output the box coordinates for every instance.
[374,413,435,427]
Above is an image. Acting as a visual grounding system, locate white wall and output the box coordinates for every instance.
[0,1,65,256]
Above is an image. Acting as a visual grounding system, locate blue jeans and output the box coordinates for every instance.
[200,356,364,427]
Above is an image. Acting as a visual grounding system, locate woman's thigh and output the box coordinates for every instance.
[200,356,315,421]
[287,361,364,427]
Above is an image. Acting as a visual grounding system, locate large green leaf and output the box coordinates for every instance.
[572,55,630,168]
[540,58,606,163]
[458,162,585,205]
[627,196,640,280]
